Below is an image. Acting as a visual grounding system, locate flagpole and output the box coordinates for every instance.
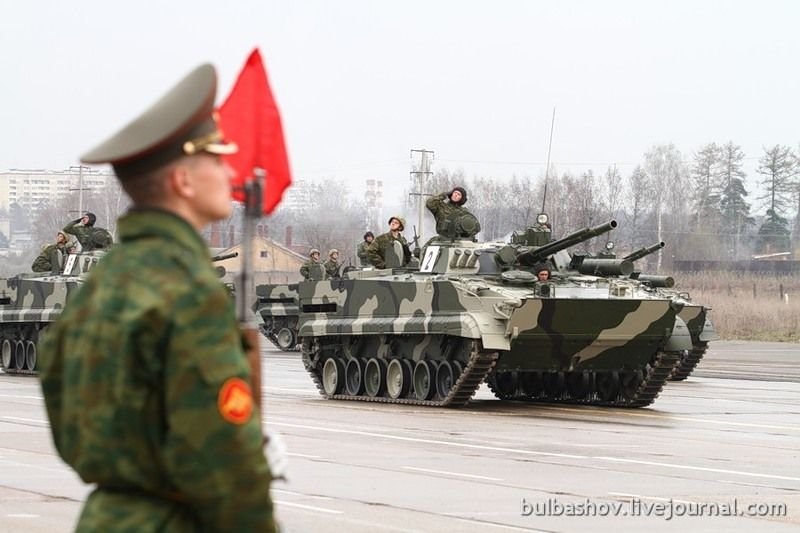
[240,168,264,412]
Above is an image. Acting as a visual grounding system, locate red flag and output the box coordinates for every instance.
[218,48,292,214]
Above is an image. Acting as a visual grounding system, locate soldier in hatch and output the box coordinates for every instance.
[426,186,481,240]
[323,248,341,279]
[300,248,322,279]
[356,231,374,266]
[367,216,412,269]
[31,231,68,273]
[63,211,114,251]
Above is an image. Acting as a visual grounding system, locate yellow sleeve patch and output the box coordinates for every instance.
[217,377,254,425]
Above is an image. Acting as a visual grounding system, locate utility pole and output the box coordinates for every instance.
[410,149,434,238]
[68,165,91,217]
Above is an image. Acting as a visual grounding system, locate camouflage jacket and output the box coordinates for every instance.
[31,243,64,273]
[356,241,370,266]
[426,193,481,237]
[63,222,114,251]
[300,259,320,280]
[323,259,341,278]
[366,231,409,269]
[40,209,276,532]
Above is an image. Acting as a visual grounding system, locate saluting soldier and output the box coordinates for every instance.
[38,64,279,531]
[426,186,481,239]
[63,211,114,251]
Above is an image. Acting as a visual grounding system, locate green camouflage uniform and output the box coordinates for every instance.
[63,222,114,251]
[300,259,320,280]
[356,241,370,266]
[323,259,340,279]
[39,209,276,532]
[366,231,409,269]
[426,193,481,237]
[31,243,64,273]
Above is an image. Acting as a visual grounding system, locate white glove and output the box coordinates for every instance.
[264,429,288,481]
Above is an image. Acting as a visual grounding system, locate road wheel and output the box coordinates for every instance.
[413,360,436,400]
[365,358,388,397]
[322,358,345,395]
[345,358,366,396]
[275,327,296,351]
[386,359,412,399]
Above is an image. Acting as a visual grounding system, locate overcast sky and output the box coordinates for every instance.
[2,0,798,212]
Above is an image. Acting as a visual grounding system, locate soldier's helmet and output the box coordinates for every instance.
[309,248,321,257]
[84,212,97,226]
[388,216,405,232]
[449,186,468,206]
[328,249,339,257]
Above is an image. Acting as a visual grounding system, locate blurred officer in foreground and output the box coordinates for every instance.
[63,211,114,251]
[38,64,278,532]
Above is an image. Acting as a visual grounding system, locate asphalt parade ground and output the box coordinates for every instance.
[1,340,798,532]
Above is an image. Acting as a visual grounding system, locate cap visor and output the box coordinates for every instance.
[203,141,238,155]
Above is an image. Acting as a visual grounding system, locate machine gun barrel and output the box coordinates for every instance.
[211,251,239,262]
[517,220,618,266]
[623,241,665,262]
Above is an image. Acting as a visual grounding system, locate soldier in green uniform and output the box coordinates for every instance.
[323,248,341,278]
[31,231,68,273]
[356,231,374,266]
[300,248,322,279]
[38,64,279,532]
[63,211,114,251]
[367,216,412,269]
[426,186,481,240]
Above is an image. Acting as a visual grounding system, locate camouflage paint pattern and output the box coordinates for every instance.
[254,283,300,351]
[0,252,103,373]
[38,210,276,531]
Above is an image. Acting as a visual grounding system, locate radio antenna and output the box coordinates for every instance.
[540,107,556,214]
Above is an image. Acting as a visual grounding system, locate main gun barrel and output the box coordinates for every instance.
[623,241,665,262]
[517,220,618,266]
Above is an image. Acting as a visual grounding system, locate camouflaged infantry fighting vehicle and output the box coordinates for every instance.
[0,250,104,375]
[254,283,300,351]
[570,240,719,381]
[298,216,692,408]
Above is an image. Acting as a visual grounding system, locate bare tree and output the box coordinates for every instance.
[643,144,686,271]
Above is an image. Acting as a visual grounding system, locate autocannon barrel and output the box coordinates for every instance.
[517,220,618,266]
[211,251,239,262]
[623,241,665,262]
[631,274,675,288]
[577,258,634,276]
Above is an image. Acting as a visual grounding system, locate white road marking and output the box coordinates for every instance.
[531,405,800,432]
[403,466,503,481]
[608,492,694,504]
[450,516,548,532]
[272,489,333,500]
[286,452,321,459]
[274,499,343,514]
[1,416,48,425]
[0,394,44,400]
[271,420,800,483]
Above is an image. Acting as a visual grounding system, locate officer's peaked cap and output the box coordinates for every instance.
[80,64,237,180]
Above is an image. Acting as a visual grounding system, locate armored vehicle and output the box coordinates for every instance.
[298,218,691,408]
[569,241,718,381]
[0,250,104,375]
[254,283,300,351]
